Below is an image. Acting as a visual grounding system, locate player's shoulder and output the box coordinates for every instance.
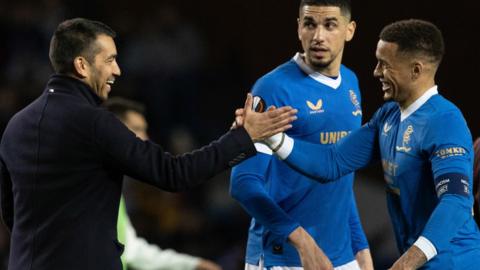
[252,58,299,96]
[424,94,465,121]
[421,94,470,141]
[378,101,399,115]
[339,64,359,82]
[260,59,300,83]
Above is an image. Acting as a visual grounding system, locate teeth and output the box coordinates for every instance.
[106,80,114,85]
[380,81,390,91]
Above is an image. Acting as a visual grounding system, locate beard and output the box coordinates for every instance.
[305,52,334,70]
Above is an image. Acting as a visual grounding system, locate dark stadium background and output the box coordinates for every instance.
[0,0,477,269]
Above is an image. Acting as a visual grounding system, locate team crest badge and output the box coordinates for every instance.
[396,125,414,152]
[349,90,362,116]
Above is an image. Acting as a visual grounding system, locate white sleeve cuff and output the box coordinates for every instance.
[264,133,294,160]
[254,142,273,155]
[413,236,437,261]
[264,133,283,150]
[275,134,294,160]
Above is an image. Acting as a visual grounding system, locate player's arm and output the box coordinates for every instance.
[391,112,474,270]
[231,81,332,269]
[231,83,302,239]
[264,118,379,183]
[263,102,389,182]
[0,157,13,232]
[348,194,373,270]
[230,148,300,237]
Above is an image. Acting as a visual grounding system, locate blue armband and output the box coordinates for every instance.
[434,173,470,198]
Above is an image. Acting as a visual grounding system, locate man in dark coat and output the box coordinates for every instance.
[0,18,296,270]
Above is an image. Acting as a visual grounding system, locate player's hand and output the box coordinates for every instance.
[288,227,333,270]
[195,259,222,270]
[241,94,297,141]
[230,108,244,130]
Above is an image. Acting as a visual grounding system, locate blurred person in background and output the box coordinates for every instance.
[106,97,221,270]
[230,0,373,269]
[0,17,297,270]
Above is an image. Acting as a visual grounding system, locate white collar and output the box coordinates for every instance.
[293,53,342,89]
[400,85,438,121]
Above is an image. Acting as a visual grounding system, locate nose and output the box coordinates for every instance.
[373,62,382,78]
[113,60,121,77]
[313,26,325,42]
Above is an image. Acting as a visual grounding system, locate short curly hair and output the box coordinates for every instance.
[379,19,444,65]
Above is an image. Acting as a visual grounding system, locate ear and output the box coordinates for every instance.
[345,20,356,42]
[73,56,90,78]
[297,17,302,41]
[411,61,423,80]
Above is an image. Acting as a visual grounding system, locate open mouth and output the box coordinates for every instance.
[380,81,391,92]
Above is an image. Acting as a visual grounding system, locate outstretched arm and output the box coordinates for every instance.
[94,94,296,192]
[263,123,379,183]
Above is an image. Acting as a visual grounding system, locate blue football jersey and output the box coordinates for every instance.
[230,54,368,267]
[284,87,480,269]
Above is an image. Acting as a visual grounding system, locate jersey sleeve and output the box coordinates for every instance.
[281,106,384,182]
[419,110,474,255]
[230,78,300,242]
[349,192,369,254]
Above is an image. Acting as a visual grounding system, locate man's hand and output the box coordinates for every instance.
[195,259,222,270]
[234,94,297,141]
[356,249,374,270]
[388,245,427,270]
[288,227,333,270]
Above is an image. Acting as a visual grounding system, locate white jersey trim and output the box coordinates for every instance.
[293,53,342,89]
[400,85,438,122]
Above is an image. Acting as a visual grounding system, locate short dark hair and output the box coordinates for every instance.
[49,18,116,74]
[299,0,352,19]
[379,19,445,64]
[104,97,145,121]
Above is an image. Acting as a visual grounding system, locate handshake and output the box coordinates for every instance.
[232,94,294,150]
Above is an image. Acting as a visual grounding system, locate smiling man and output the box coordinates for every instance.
[0,18,297,270]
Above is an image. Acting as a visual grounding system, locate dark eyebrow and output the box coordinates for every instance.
[302,16,315,22]
[324,17,339,22]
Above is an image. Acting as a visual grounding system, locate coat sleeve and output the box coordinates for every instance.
[93,110,256,191]
[0,156,13,232]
